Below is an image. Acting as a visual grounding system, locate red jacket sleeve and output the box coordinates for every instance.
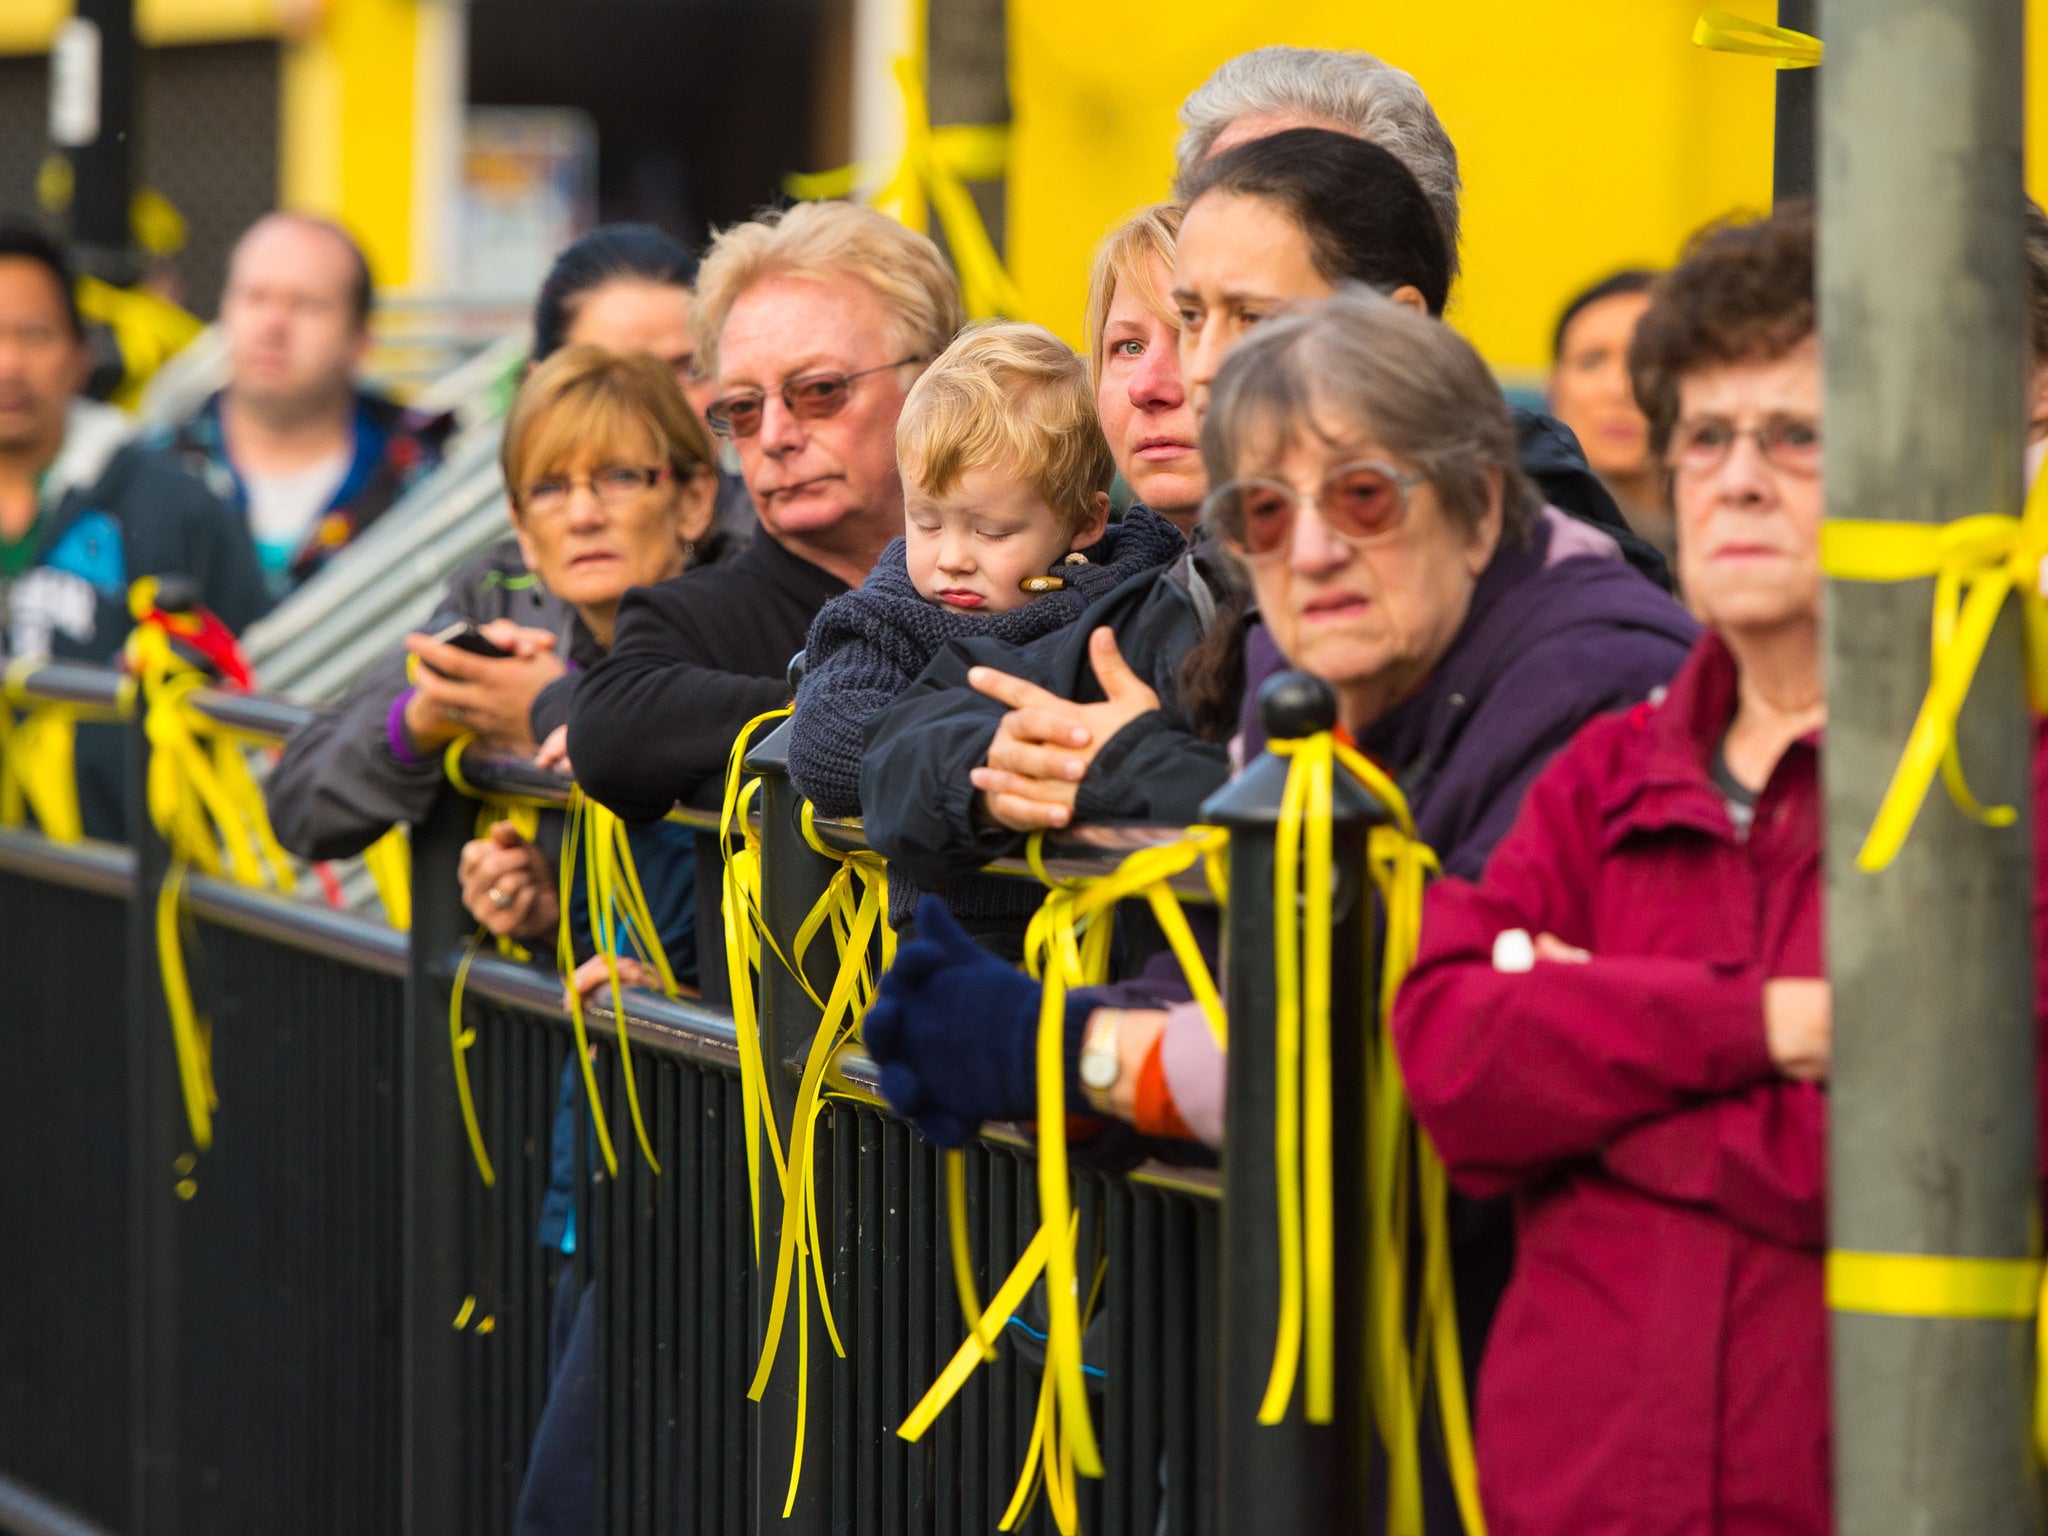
[1596,1082,1827,1249]
[1393,725,1779,1199]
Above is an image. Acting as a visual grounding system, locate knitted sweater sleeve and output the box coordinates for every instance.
[787,615,915,818]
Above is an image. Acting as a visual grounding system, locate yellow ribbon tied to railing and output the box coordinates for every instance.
[1264,732,1483,1536]
[126,601,296,1168]
[1819,463,2048,872]
[1692,9,1823,67]
[783,0,1022,319]
[0,657,132,841]
[898,827,1226,1535]
[719,707,802,1262]
[746,802,895,1516]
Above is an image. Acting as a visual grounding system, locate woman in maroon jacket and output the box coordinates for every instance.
[1393,204,1834,1535]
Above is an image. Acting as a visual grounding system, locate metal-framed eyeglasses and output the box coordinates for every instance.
[704,357,925,439]
[516,464,673,519]
[1666,414,1821,478]
[1203,459,1428,562]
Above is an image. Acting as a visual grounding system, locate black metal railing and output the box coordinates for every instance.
[0,656,1380,1536]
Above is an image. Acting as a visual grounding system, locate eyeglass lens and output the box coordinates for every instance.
[1218,464,1411,556]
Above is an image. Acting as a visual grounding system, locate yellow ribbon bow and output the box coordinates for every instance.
[1819,463,2048,871]
[1692,9,1823,68]
[0,656,132,841]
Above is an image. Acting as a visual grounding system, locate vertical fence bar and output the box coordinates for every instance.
[1819,0,2042,1530]
[401,788,474,1535]
[743,718,838,1536]
[1201,674,1376,1534]
[126,703,182,1535]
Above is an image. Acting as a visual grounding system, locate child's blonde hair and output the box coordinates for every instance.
[896,321,1115,535]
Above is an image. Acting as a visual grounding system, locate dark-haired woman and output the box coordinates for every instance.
[1549,269,1663,555]
[267,225,748,860]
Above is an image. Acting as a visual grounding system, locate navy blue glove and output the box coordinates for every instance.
[862,896,1087,1147]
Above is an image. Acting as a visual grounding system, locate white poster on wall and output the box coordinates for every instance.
[458,107,597,300]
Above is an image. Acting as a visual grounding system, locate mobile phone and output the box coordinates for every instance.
[427,621,512,660]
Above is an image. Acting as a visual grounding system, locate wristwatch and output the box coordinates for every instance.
[1079,1008,1123,1107]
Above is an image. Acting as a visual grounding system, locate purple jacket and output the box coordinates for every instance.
[1092,508,1702,1138]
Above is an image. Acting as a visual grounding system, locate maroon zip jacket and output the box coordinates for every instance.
[1394,630,1828,1536]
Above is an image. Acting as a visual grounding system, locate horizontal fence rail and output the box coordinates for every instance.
[0,660,1352,1536]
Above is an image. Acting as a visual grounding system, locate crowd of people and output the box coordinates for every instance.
[11,36,2047,1536]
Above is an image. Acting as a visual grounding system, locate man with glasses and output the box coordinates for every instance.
[570,201,965,816]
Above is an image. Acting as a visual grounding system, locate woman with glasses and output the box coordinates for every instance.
[452,345,724,1536]
[569,200,965,819]
[1395,206,1830,1534]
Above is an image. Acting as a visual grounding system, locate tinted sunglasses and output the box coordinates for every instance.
[705,357,925,439]
[1204,459,1427,561]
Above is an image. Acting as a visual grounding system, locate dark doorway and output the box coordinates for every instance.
[468,0,848,255]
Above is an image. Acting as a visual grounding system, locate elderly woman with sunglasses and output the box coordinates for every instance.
[864,294,1695,1443]
[569,201,964,819]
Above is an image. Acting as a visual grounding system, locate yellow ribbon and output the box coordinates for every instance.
[126,600,296,1164]
[1819,465,2048,871]
[0,659,127,841]
[1692,9,1823,67]
[1826,1250,2042,1318]
[360,824,412,930]
[1263,733,1482,1536]
[896,828,1227,1534]
[783,0,1023,319]
[746,801,892,1517]
[718,707,799,1258]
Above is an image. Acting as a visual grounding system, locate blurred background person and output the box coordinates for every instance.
[1548,270,1663,557]
[0,223,267,836]
[267,224,744,861]
[154,213,454,595]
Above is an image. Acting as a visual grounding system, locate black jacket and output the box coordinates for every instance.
[791,508,1185,927]
[569,533,848,819]
[860,408,1652,893]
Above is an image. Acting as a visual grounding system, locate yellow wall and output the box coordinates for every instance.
[282,0,420,289]
[1007,0,2048,382]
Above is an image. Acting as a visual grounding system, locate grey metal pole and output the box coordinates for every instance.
[1819,1,2041,1531]
[1202,672,1379,1535]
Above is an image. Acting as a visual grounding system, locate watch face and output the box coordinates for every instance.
[1080,1049,1118,1091]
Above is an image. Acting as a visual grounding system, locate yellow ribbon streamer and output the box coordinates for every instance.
[0,659,123,841]
[896,828,1226,1534]
[718,708,799,1256]
[126,601,297,1164]
[747,801,895,1515]
[782,0,1023,319]
[1262,733,1482,1536]
[361,824,412,930]
[1692,9,1823,67]
[1819,465,2048,870]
